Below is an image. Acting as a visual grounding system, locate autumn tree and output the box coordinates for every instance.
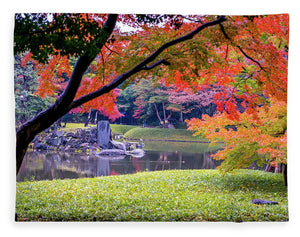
[186,15,288,184]
[15,14,288,177]
[15,14,229,173]
[168,86,219,122]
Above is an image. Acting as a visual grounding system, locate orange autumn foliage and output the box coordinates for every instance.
[187,99,287,172]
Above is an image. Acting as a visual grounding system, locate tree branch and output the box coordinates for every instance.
[141,59,170,70]
[53,14,118,110]
[219,23,266,72]
[16,14,118,174]
[69,16,226,110]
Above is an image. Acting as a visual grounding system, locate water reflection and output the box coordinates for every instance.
[17,150,222,182]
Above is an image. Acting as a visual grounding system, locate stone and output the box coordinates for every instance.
[97,149,126,156]
[110,140,126,151]
[97,121,111,149]
[33,142,48,150]
[55,130,64,137]
[66,132,76,138]
[252,199,278,205]
[127,148,145,158]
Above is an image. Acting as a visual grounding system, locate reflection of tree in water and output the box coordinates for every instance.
[132,157,142,172]
[155,152,171,171]
[201,151,217,169]
[96,158,110,176]
[17,149,223,181]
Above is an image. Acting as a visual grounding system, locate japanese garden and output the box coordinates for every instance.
[14,13,288,221]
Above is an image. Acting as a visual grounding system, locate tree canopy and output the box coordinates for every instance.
[15,13,288,174]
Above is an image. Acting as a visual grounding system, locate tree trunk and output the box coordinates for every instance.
[283,164,287,186]
[15,15,226,174]
[179,104,183,123]
[153,102,163,124]
[265,162,287,186]
[166,110,172,120]
[94,110,98,124]
[162,102,167,121]
[15,15,118,174]
[84,108,92,127]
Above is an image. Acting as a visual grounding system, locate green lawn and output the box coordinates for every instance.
[124,127,206,142]
[110,124,139,135]
[16,169,288,222]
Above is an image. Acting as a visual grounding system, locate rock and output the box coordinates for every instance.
[80,142,90,148]
[97,149,126,156]
[55,130,64,137]
[53,137,61,146]
[166,124,175,129]
[66,132,77,138]
[127,148,145,158]
[97,121,111,149]
[110,140,126,151]
[252,199,278,205]
[33,142,48,150]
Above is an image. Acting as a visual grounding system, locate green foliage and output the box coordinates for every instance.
[14,54,52,126]
[16,170,288,221]
[14,14,108,63]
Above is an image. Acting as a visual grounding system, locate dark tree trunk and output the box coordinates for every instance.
[265,162,287,186]
[15,15,226,174]
[283,164,287,186]
[153,102,163,124]
[16,15,118,174]
[84,108,92,127]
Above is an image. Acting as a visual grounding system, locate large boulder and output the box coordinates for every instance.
[97,121,111,149]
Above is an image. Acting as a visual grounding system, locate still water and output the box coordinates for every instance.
[17,141,223,182]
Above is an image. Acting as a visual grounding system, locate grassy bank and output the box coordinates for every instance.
[124,127,205,142]
[16,169,288,222]
[58,123,208,143]
[110,124,139,135]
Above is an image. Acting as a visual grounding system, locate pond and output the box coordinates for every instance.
[17,141,226,182]
[17,141,262,182]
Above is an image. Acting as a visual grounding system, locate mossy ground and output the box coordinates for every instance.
[16,169,288,222]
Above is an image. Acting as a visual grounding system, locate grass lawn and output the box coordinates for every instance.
[110,124,139,135]
[16,169,288,222]
[124,127,206,142]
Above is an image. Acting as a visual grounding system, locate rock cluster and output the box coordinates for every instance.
[32,127,99,152]
[31,126,145,158]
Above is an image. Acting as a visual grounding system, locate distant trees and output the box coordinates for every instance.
[14,54,52,126]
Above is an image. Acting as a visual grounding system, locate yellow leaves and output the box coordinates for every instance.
[186,97,287,171]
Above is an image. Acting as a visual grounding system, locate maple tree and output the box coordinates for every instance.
[185,15,288,184]
[15,14,288,177]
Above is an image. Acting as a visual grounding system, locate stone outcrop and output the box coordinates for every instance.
[32,123,145,159]
[32,127,99,152]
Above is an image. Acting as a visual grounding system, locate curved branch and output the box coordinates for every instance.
[219,23,266,72]
[69,59,170,110]
[69,16,226,110]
